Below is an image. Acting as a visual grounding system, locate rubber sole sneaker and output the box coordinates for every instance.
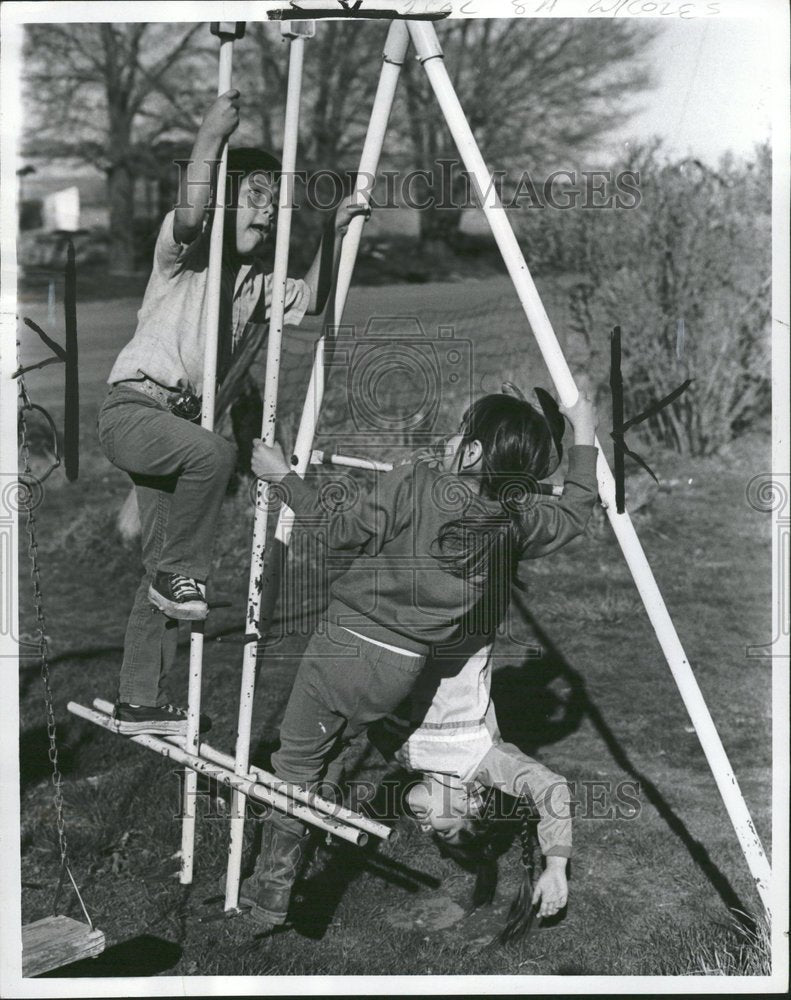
[148,583,208,621]
[113,703,212,737]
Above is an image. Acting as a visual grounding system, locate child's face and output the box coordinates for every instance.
[233,172,277,258]
[406,777,476,845]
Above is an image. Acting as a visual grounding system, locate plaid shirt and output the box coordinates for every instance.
[107,210,310,394]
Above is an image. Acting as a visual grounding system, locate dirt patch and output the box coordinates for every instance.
[386,892,467,933]
[383,884,520,950]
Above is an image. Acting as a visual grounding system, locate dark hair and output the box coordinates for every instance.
[225,147,282,208]
[434,789,543,946]
[431,393,561,582]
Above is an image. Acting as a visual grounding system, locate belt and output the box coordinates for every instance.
[113,374,203,421]
[114,376,176,407]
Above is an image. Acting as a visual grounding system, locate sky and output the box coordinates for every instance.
[604,16,775,165]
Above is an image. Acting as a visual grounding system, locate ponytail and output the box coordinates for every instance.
[491,792,543,947]
[470,839,500,912]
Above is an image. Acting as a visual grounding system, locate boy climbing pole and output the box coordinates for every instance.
[97,88,369,737]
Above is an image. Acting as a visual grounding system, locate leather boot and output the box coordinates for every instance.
[240,813,310,927]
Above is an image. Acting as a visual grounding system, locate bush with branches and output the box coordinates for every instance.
[520,143,771,455]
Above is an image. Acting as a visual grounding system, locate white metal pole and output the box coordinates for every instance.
[200,31,236,427]
[311,449,394,472]
[68,702,367,846]
[181,22,242,886]
[407,19,772,917]
[92,698,392,841]
[225,22,312,912]
[275,20,410,547]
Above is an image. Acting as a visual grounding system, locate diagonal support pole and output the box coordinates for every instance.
[275,19,410,549]
[406,19,771,918]
[224,20,313,913]
[181,20,245,886]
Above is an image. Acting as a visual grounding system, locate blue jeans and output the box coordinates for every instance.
[97,384,237,705]
[271,620,427,788]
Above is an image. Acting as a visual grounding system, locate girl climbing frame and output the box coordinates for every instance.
[68,13,772,924]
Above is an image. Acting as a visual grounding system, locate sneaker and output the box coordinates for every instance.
[149,572,208,620]
[113,702,213,738]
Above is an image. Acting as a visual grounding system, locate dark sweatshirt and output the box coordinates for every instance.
[280,444,599,655]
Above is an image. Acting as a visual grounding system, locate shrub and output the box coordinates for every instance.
[518,143,771,456]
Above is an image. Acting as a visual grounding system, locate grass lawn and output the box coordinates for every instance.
[16,275,772,979]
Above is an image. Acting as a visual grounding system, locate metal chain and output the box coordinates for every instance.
[17,356,94,929]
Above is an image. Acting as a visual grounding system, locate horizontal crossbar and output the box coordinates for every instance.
[68,702,372,846]
[90,698,392,842]
[311,449,393,472]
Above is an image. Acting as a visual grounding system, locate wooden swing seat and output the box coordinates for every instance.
[21,914,105,978]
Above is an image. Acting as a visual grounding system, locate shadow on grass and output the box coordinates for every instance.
[18,620,262,701]
[505,593,753,929]
[293,836,442,941]
[490,657,586,753]
[36,934,182,978]
[19,724,95,788]
[243,742,442,942]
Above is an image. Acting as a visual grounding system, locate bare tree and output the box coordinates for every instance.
[23,23,210,273]
[398,19,658,245]
[239,21,387,167]
[23,19,657,265]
